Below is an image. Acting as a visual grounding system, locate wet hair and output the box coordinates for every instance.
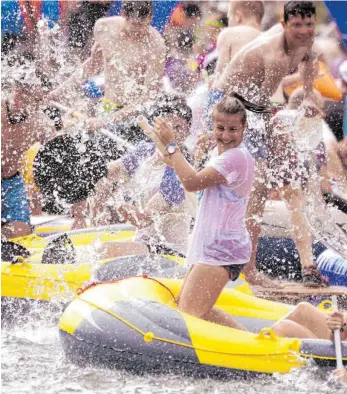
[231,1,265,24]
[182,3,202,19]
[284,1,316,23]
[123,1,153,19]
[149,94,192,128]
[68,1,112,49]
[220,14,229,28]
[213,93,270,124]
[205,58,217,76]
[177,30,195,51]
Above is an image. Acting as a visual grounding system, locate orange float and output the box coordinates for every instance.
[284,62,342,101]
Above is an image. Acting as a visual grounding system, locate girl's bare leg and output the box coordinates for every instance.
[272,319,317,339]
[178,264,247,330]
[273,302,331,340]
[243,160,279,288]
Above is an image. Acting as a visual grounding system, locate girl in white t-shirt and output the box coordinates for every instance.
[155,94,255,330]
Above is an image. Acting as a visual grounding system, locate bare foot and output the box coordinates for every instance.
[245,270,284,289]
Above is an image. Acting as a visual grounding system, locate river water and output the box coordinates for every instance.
[1,302,345,394]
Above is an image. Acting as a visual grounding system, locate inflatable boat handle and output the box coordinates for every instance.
[256,328,278,341]
[332,295,344,369]
[317,299,333,312]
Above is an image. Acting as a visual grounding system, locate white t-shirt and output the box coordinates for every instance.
[186,143,255,266]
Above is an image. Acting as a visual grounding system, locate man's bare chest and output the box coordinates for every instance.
[265,52,304,79]
[99,35,150,68]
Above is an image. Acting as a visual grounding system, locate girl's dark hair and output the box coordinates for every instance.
[284,1,316,23]
[149,94,192,128]
[123,1,153,19]
[214,93,270,123]
[182,3,202,19]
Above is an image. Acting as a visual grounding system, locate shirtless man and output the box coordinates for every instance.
[1,68,54,239]
[49,1,166,128]
[209,1,326,286]
[214,1,264,80]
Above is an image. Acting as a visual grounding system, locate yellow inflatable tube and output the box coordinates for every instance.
[2,231,251,302]
[2,229,135,301]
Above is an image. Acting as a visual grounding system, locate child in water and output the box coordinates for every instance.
[155,94,255,328]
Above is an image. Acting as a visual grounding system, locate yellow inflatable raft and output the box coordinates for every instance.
[1,227,132,301]
[59,276,347,376]
[1,227,251,302]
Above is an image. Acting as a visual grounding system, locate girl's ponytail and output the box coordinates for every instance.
[230,92,271,114]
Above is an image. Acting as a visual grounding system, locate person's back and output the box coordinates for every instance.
[214,1,264,79]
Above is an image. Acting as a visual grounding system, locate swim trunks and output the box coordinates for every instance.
[1,173,31,226]
[191,262,245,282]
[222,263,245,281]
[204,89,269,160]
[102,98,123,112]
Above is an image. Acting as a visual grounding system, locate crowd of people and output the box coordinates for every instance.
[1,0,347,383]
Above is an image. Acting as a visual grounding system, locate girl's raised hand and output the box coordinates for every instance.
[154,118,175,147]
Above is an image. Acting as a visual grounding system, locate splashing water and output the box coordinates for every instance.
[272,108,347,257]
[2,309,346,394]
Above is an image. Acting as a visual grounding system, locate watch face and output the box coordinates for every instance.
[167,145,176,154]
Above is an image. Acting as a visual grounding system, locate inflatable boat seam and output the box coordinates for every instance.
[300,353,347,361]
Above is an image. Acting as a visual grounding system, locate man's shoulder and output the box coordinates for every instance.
[95,16,124,30]
[148,26,165,45]
[236,32,281,60]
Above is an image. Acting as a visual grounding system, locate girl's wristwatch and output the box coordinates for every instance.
[166,142,178,156]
